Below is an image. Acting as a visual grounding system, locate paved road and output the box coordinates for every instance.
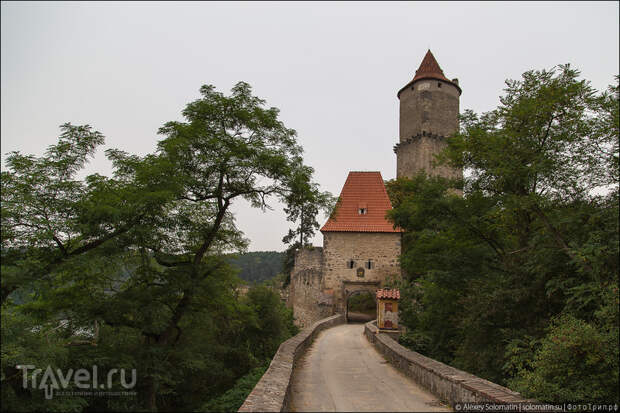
[346,311,375,323]
[289,324,451,412]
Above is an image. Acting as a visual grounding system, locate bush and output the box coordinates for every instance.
[347,292,375,314]
[509,313,619,403]
[398,331,432,354]
[201,365,268,412]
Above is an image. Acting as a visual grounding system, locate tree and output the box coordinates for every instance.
[281,163,335,280]
[1,123,176,412]
[0,123,156,304]
[282,163,335,247]
[441,66,617,273]
[226,251,285,284]
[97,81,310,409]
[389,65,619,401]
[2,81,318,411]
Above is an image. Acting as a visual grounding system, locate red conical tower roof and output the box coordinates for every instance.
[397,49,461,97]
[412,49,451,83]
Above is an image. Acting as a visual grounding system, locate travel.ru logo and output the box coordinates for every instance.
[16,364,137,399]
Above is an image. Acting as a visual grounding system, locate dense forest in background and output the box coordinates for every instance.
[226,251,284,284]
[0,82,326,412]
[387,65,619,403]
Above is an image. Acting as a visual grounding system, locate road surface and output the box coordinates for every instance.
[346,311,375,323]
[289,323,451,412]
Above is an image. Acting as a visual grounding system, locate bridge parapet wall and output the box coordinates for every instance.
[239,314,345,412]
[364,321,535,407]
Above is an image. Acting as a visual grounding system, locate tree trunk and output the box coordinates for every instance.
[145,373,158,412]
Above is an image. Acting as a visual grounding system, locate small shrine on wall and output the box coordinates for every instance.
[376,288,400,330]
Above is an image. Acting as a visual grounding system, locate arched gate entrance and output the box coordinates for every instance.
[343,281,379,323]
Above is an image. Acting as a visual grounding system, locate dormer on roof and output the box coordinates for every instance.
[320,171,402,233]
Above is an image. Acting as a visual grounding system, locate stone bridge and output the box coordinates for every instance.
[238,315,533,412]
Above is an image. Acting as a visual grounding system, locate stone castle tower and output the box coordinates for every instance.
[288,51,462,328]
[394,50,462,180]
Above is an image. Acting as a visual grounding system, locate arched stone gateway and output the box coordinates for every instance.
[343,281,379,323]
[288,172,402,328]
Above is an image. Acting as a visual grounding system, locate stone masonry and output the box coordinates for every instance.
[395,50,463,181]
[288,247,333,328]
[288,50,463,328]
[289,171,402,328]
[289,232,402,328]
[322,232,401,313]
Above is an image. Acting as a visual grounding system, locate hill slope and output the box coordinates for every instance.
[227,251,285,284]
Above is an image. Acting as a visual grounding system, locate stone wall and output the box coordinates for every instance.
[290,232,402,327]
[289,247,333,328]
[396,78,462,180]
[399,79,459,140]
[323,232,401,313]
[238,314,345,413]
[395,133,463,180]
[364,321,534,407]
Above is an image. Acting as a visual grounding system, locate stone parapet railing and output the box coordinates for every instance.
[238,314,345,412]
[364,320,534,407]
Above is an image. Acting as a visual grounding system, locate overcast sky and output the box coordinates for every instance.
[2,1,618,252]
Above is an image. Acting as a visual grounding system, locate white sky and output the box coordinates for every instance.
[2,1,618,252]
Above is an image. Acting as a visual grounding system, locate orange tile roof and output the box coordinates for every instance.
[320,171,402,233]
[376,289,400,300]
[398,49,462,97]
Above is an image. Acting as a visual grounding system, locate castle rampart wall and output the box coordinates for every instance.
[289,247,333,328]
[395,133,463,180]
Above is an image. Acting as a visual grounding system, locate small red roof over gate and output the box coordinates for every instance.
[376,289,400,300]
[320,171,402,233]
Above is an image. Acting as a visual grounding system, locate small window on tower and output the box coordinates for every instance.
[365,259,374,270]
[438,82,442,88]
[347,259,355,269]
[359,208,367,215]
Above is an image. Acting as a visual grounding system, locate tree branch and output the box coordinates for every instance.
[153,253,190,268]
[530,202,594,274]
[193,198,230,266]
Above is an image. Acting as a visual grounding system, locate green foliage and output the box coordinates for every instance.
[508,311,619,403]
[347,292,375,314]
[389,65,619,400]
[280,162,335,283]
[1,81,314,411]
[226,251,284,284]
[398,331,432,354]
[281,164,335,248]
[243,285,298,360]
[281,244,297,288]
[1,306,88,412]
[0,123,148,305]
[200,364,267,413]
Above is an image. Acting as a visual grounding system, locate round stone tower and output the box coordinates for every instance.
[394,50,463,180]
